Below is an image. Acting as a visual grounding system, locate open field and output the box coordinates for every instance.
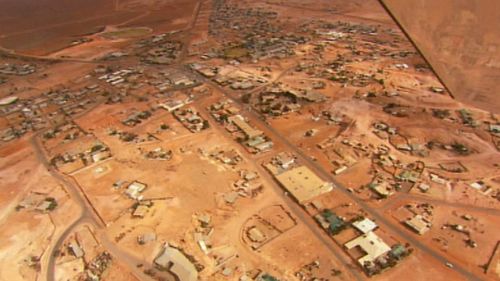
[0,0,198,56]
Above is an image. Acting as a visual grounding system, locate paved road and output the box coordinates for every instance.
[187,67,484,281]
[198,103,365,281]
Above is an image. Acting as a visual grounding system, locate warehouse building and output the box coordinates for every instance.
[275,165,333,204]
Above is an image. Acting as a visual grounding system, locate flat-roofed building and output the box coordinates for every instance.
[405,215,431,235]
[0,96,18,106]
[125,181,147,200]
[370,182,394,198]
[275,165,333,204]
[155,244,198,281]
[345,231,391,267]
[132,205,149,218]
[352,218,378,234]
[228,115,263,140]
[69,242,84,258]
[314,210,345,235]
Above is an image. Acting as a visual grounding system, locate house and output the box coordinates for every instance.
[241,170,258,181]
[300,91,327,102]
[231,81,255,90]
[137,233,156,245]
[275,152,295,169]
[223,192,239,204]
[216,149,242,165]
[417,183,430,193]
[154,244,198,281]
[248,227,266,243]
[246,136,266,147]
[430,86,445,94]
[334,165,348,175]
[0,96,19,106]
[132,205,149,218]
[344,231,391,267]
[197,67,218,78]
[35,198,57,212]
[228,115,263,140]
[405,215,431,235]
[397,170,420,183]
[253,141,274,152]
[469,181,485,191]
[159,98,192,112]
[91,150,111,163]
[197,239,209,255]
[389,244,409,260]
[352,218,378,234]
[283,89,326,103]
[430,173,447,185]
[69,241,84,258]
[369,182,394,198]
[314,210,345,235]
[125,181,147,200]
[170,74,195,87]
[489,124,500,135]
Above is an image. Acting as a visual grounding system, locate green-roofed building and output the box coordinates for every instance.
[322,210,346,235]
[389,244,408,260]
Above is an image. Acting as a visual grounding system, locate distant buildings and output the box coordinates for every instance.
[50,141,112,174]
[208,100,274,154]
[173,107,209,133]
[0,63,36,76]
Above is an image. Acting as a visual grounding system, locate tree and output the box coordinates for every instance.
[241,93,252,104]
[202,120,210,129]
[91,144,104,153]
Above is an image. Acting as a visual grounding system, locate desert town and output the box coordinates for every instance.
[0,0,499,281]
